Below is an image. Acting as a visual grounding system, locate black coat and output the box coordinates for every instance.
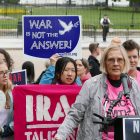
[88,55,101,77]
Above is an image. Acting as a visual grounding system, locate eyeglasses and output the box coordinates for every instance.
[0,70,10,77]
[106,58,124,64]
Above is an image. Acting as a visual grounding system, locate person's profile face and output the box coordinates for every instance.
[76,59,87,76]
[105,49,125,80]
[96,47,100,55]
[60,62,76,85]
[127,49,139,70]
[0,63,9,86]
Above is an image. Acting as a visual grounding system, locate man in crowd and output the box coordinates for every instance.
[100,14,112,42]
[88,43,101,77]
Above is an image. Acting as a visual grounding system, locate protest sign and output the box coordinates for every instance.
[9,69,27,85]
[23,15,82,59]
[13,85,81,140]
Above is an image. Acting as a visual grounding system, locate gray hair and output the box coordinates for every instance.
[100,45,130,74]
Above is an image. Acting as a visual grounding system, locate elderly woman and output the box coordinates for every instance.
[54,46,140,140]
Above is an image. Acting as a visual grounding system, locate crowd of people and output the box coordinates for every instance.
[0,38,140,140]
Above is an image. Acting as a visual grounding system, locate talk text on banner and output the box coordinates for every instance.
[13,85,81,140]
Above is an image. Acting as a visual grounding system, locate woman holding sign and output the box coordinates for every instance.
[39,53,81,85]
[54,45,140,140]
[51,55,79,85]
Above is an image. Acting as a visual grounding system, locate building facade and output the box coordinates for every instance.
[19,0,129,6]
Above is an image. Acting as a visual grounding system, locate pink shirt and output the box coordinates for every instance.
[102,79,135,140]
[80,72,91,84]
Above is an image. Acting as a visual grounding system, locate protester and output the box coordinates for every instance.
[39,54,81,85]
[51,57,78,85]
[0,49,14,138]
[22,61,35,84]
[39,53,60,84]
[122,39,140,86]
[54,45,140,140]
[0,63,14,138]
[88,43,101,77]
[100,14,112,42]
[76,58,91,84]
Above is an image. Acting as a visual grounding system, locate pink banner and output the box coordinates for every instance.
[13,85,81,140]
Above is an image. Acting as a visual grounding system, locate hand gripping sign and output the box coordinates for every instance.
[23,15,82,59]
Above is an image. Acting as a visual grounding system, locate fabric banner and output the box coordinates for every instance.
[13,85,81,140]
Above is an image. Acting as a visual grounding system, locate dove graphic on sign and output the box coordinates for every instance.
[24,16,81,58]
[58,19,73,35]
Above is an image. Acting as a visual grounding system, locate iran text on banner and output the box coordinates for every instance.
[23,15,82,59]
[13,85,81,140]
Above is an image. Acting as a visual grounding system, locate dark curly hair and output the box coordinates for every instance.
[0,48,12,70]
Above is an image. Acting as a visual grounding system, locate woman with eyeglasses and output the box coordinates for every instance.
[54,46,140,140]
[0,62,13,138]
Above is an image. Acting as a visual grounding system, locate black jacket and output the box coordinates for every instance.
[88,55,101,77]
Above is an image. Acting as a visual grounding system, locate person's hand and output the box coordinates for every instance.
[50,53,61,66]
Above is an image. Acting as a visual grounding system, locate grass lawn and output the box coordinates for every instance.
[0,5,140,29]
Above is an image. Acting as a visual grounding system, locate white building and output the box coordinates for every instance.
[108,0,129,7]
[19,0,129,7]
[19,0,66,5]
